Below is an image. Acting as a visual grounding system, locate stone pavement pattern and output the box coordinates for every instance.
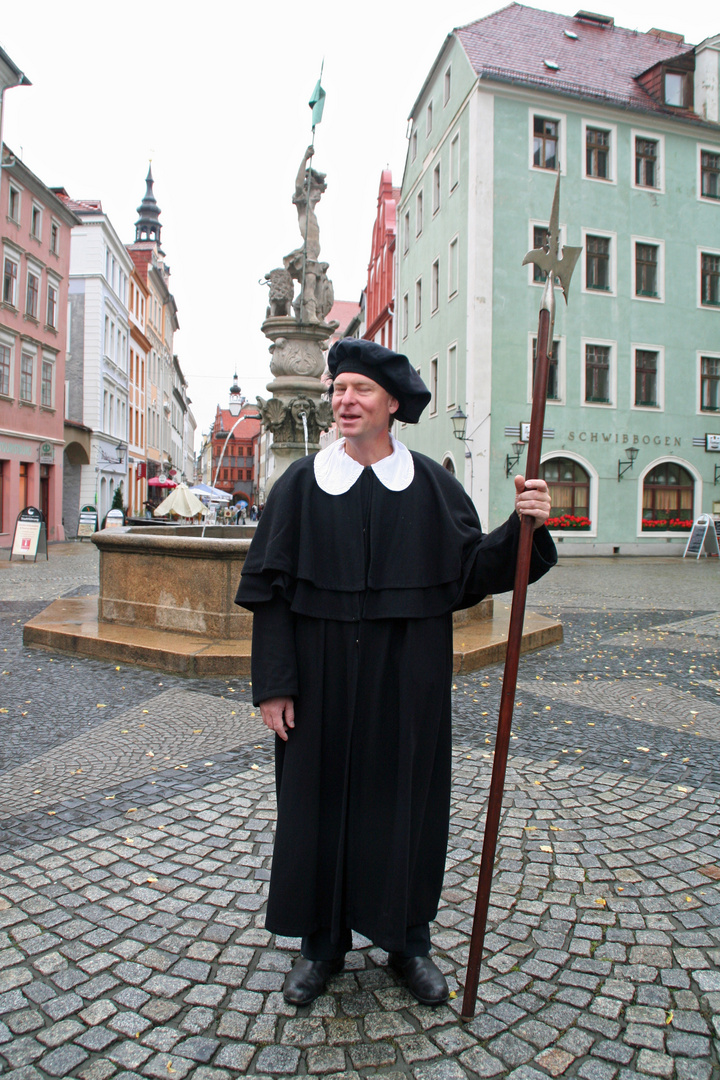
[0,544,719,1080]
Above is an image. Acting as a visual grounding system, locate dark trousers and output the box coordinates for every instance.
[301,923,431,961]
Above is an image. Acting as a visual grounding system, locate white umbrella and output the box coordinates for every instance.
[189,483,231,503]
[153,483,207,519]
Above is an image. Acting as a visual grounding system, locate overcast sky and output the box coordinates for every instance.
[1,0,712,444]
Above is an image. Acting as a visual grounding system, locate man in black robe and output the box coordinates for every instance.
[236,339,555,1006]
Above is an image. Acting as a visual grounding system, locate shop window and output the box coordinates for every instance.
[642,462,694,525]
[540,458,590,526]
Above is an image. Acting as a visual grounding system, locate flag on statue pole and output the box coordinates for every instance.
[309,77,325,130]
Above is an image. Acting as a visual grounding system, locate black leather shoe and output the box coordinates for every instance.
[388,953,449,1006]
[282,957,344,1006]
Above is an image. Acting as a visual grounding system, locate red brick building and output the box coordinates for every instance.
[210,376,261,506]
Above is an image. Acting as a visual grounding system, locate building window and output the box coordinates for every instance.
[47,283,58,328]
[701,252,720,306]
[41,360,53,407]
[664,70,690,108]
[432,163,441,214]
[3,257,18,306]
[415,278,422,328]
[50,222,59,254]
[634,349,659,407]
[0,344,10,396]
[431,259,439,312]
[533,116,558,170]
[20,353,33,402]
[447,344,457,408]
[426,101,433,136]
[586,127,610,179]
[450,134,459,191]
[26,272,40,319]
[403,211,410,255]
[635,243,658,297]
[701,150,720,200]
[643,463,693,523]
[586,235,610,291]
[449,236,459,297]
[402,293,408,339]
[540,458,590,519]
[585,344,611,403]
[532,338,560,400]
[8,186,20,222]
[429,358,438,414]
[416,191,423,236]
[31,205,42,240]
[701,356,720,411]
[411,130,417,161]
[532,226,550,282]
[635,137,658,187]
[444,67,451,105]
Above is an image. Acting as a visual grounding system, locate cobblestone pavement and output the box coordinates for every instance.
[0,545,719,1080]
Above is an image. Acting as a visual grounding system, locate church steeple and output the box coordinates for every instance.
[135,164,162,245]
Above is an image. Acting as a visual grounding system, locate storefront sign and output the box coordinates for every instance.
[105,510,125,529]
[567,431,682,446]
[77,505,98,538]
[683,515,720,560]
[706,434,720,452]
[38,442,54,463]
[10,507,48,562]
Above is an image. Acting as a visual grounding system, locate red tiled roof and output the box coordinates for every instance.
[53,191,104,214]
[327,300,361,337]
[454,4,694,117]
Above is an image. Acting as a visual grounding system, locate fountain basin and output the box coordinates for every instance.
[23,525,562,676]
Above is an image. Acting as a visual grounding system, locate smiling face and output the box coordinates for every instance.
[331,371,399,444]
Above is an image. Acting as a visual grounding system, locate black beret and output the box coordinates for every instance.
[327,338,431,424]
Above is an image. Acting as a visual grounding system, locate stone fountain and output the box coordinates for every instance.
[257,145,336,487]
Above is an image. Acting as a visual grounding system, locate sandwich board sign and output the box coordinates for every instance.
[10,506,47,562]
[682,514,720,560]
[77,505,98,539]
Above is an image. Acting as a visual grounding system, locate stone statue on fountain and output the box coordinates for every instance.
[257,145,337,487]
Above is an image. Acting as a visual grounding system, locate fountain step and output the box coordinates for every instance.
[24,596,561,678]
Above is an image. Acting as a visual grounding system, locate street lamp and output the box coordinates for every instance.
[617,446,639,481]
[505,441,526,478]
[450,407,468,441]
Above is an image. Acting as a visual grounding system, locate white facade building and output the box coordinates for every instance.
[61,196,132,521]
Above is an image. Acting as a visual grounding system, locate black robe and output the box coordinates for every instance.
[235,451,556,952]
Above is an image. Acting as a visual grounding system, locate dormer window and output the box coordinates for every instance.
[664,70,691,108]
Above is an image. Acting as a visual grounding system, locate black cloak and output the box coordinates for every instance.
[235,451,556,952]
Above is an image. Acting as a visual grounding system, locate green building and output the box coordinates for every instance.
[395,4,720,552]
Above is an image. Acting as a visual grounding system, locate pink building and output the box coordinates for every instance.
[364,170,400,348]
[0,147,78,543]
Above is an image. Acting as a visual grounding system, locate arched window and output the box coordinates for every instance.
[642,462,693,523]
[442,455,456,476]
[540,457,590,517]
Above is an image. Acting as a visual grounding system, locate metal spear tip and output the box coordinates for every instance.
[522,170,582,304]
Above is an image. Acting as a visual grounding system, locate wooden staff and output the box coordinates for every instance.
[461,171,581,1020]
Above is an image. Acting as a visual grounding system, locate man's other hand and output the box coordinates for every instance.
[259,697,295,741]
[514,476,551,530]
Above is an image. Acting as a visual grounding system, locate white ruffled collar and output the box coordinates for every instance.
[314,436,414,495]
